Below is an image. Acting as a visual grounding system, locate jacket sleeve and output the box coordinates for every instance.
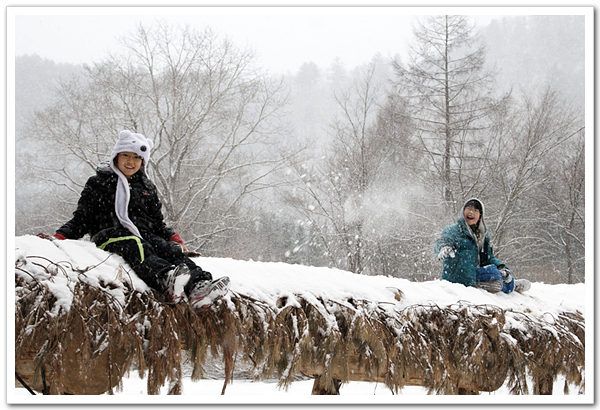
[146,183,176,240]
[487,243,504,267]
[434,225,457,255]
[56,176,99,240]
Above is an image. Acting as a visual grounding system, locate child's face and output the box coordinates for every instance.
[116,152,143,178]
[464,206,481,226]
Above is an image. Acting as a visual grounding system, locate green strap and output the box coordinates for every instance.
[98,235,145,263]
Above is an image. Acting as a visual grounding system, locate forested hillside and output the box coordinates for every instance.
[483,15,585,110]
[14,15,586,285]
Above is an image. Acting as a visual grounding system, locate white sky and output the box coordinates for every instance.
[9,6,526,75]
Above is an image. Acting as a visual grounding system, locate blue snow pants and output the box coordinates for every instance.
[476,264,515,294]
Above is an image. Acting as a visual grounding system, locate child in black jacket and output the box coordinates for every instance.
[48,130,228,308]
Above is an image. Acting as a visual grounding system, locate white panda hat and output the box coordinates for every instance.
[110,130,154,176]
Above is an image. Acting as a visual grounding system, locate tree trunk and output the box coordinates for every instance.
[311,376,342,395]
[534,374,554,395]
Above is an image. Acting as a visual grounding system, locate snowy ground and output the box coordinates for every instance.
[10,235,592,404]
[103,372,580,404]
[11,372,584,405]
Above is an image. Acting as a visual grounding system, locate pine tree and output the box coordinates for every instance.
[392,15,505,212]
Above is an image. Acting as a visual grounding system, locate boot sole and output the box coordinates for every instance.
[476,280,503,293]
[190,276,230,309]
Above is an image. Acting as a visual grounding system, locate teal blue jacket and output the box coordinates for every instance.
[434,215,503,287]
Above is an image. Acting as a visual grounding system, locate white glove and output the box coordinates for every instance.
[499,266,513,283]
[437,246,455,260]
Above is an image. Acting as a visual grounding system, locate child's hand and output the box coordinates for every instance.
[437,246,455,260]
[499,266,513,283]
[36,233,65,241]
[170,233,188,252]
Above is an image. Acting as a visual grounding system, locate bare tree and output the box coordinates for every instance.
[393,15,507,212]
[25,22,294,252]
[284,59,414,275]
[492,102,585,283]
[548,131,585,283]
[488,87,583,249]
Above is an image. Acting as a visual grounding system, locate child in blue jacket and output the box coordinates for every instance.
[434,199,530,293]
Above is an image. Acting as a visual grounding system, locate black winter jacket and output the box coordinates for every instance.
[57,167,175,246]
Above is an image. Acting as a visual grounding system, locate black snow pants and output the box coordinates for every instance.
[100,234,212,295]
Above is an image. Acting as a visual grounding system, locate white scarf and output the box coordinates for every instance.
[108,130,154,239]
[109,163,143,238]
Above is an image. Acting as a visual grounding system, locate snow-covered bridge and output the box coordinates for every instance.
[13,235,586,397]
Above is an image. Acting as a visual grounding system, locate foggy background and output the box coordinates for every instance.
[11,8,588,285]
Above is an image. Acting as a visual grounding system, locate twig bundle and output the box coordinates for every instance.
[15,255,585,395]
